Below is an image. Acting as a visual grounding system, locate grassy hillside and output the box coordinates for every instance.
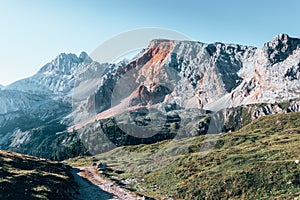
[68,112,300,199]
[0,150,76,199]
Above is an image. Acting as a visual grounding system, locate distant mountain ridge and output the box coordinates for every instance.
[6,52,92,95]
[0,34,299,159]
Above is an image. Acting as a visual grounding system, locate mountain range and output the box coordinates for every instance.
[0,33,299,159]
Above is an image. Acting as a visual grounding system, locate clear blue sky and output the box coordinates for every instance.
[0,0,299,85]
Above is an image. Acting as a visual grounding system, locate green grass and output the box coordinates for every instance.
[67,112,300,199]
[0,150,76,200]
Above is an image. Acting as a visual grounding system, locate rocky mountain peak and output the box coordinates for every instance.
[1,34,300,162]
[79,51,93,63]
[38,53,84,75]
[277,33,290,41]
[263,33,300,64]
[6,52,95,95]
[149,39,174,45]
[56,52,81,63]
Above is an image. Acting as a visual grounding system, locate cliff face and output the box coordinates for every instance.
[221,99,300,132]
[1,34,300,159]
[84,34,300,121]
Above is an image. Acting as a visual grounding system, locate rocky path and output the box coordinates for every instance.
[71,166,144,200]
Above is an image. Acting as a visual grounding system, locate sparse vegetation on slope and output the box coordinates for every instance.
[8,123,89,161]
[0,150,76,199]
[67,112,300,199]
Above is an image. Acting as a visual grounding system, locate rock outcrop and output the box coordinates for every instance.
[1,34,300,159]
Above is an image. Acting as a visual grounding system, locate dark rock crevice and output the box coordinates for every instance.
[263,34,300,65]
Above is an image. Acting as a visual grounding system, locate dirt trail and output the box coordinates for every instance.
[71,166,143,200]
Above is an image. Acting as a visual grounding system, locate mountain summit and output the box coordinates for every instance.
[6,51,93,95]
[0,34,299,159]
[81,34,299,117]
[263,33,300,64]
